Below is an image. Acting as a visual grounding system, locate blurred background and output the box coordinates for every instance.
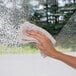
[0,0,76,54]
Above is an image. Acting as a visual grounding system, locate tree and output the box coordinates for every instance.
[73,0,76,4]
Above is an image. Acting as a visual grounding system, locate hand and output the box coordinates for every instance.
[26,30,76,68]
[26,30,57,58]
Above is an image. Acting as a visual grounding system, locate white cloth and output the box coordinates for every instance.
[18,21,56,57]
[19,21,56,45]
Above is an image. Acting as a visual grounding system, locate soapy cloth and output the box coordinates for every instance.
[18,21,56,57]
[19,21,56,45]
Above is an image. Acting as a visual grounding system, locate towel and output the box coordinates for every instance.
[18,21,56,57]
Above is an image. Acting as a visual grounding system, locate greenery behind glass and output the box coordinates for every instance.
[0,0,76,54]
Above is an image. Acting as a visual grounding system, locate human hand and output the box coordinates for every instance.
[26,30,76,69]
[26,30,57,58]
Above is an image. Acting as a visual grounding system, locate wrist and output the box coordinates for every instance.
[50,50,62,60]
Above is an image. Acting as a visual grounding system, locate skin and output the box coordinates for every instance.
[26,30,76,69]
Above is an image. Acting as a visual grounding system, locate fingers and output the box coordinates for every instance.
[26,30,54,48]
[34,43,48,56]
[26,30,48,39]
[34,43,45,51]
[26,30,49,43]
[25,30,56,57]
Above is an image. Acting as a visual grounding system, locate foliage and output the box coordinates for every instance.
[0,44,38,54]
[30,0,76,35]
